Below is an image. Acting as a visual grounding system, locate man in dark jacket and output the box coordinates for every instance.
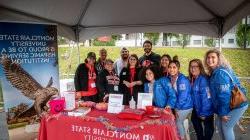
[95,48,107,74]
[139,40,161,67]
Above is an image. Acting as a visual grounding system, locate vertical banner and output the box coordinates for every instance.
[0,22,59,125]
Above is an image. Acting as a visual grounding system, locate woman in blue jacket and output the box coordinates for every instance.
[204,49,248,140]
[143,66,176,109]
[168,57,193,140]
[189,59,214,140]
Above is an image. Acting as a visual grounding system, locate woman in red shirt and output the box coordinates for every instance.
[74,52,98,102]
[119,54,143,105]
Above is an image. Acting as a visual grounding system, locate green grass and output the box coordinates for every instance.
[58,46,250,77]
[8,122,28,129]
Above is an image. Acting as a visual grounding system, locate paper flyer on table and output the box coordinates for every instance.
[137,93,153,109]
[107,94,123,114]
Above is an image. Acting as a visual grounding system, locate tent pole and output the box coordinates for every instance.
[77,41,80,64]
[219,38,222,52]
[74,25,81,64]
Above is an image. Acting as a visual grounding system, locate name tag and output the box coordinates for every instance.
[91,83,96,88]
[114,86,119,91]
[122,72,126,75]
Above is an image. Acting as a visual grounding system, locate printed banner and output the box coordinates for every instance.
[0,22,59,124]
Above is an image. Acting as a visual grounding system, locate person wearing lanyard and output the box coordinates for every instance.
[168,56,193,140]
[74,52,98,102]
[143,66,176,109]
[119,54,143,105]
[97,59,120,102]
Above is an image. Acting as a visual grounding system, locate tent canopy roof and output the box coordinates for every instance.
[0,0,250,41]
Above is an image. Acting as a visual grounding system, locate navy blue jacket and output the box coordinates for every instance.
[191,75,213,117]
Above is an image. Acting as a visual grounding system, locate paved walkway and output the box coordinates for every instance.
[9,127,37,140]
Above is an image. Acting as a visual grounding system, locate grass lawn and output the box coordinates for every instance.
[58,46,250,77]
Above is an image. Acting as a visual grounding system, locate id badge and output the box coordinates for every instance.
[114,85,119,91]
[91,83,96,88]
[122,72,126,75]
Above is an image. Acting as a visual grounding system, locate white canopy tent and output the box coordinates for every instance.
[1,0,250,42]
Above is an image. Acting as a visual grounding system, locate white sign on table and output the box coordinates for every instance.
[63,91,75,110]
[107,94,124,114]
[137,93,153,109]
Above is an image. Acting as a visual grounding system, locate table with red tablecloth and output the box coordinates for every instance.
[38,109,179,140]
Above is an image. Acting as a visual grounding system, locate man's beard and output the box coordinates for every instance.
[122,55,129,60]
[144,48,151,54]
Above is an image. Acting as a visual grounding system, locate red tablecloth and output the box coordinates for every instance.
[38,109,179,140]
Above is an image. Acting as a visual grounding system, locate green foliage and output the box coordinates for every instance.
[57,36,67,45]
[111,35,122,40]
[144,33,160,45]
[177,34,191,48]
[93,38,115,46]
[204,37,216,47]
[236,23,250,48]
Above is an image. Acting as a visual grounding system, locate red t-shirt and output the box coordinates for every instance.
[129,68,136,95]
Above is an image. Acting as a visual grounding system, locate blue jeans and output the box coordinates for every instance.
[176,108,192,139]
[216,104,248,140]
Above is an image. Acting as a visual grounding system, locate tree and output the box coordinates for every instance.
[205,37,216,47]
[57,36,68,45]
[177,34,191,48]
[236,22,250,49]
[166,33,179,46]
[162,33,168,46]
[144,33,160,45]
[111,34,122,40]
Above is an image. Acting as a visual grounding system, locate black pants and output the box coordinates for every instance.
[191,110,214,140]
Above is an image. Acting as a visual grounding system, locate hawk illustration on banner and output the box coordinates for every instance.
[0,56,58,116]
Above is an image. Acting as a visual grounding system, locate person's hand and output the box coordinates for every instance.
[75,92,81,99]
[175,110,179,119]
[103,94,109,102]
[123,80,130,87]
[221,116,230,122]
[199,116,206,120]
[165,106,171,110]
[130,81,137,87]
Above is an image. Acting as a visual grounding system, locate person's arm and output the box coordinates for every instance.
[215,71,231,117]
[199,77,212,117]
[175,77,191,109]
[74,64,82,91]
[161,78,176,109]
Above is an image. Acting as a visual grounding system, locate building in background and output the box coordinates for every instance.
[115,16,250,48]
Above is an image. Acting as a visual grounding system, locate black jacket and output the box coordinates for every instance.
[119,67,143,105]
[96,69,120,100]
[139,52,161,66]
[74,63,98,92]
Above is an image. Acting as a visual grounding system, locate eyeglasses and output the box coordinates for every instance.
[130,58,137,61]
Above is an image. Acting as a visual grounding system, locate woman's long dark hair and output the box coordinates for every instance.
[139,65,161,83]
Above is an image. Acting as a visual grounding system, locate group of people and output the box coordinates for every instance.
[74,40,248,140]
